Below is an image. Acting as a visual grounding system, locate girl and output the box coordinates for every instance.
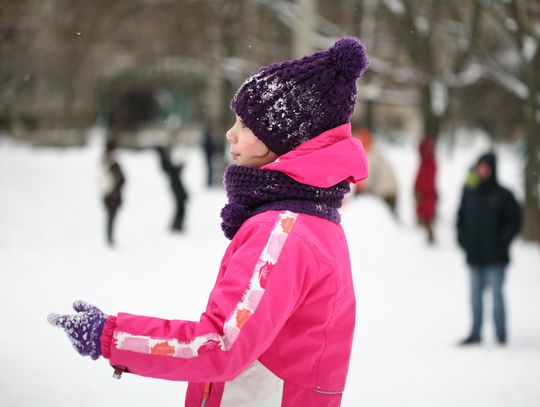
[48,37,369,407]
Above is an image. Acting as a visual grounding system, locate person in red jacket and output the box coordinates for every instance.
[414,137,437,244]
[48,38,370,407]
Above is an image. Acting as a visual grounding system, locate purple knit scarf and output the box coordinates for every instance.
[221,165,350,239]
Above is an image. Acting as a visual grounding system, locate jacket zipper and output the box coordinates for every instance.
[314,387,344,395]
[112,365,128,379]
[200,382,212,407]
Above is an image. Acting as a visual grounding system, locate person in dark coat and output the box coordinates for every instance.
[201,126,216,187]
[155,146,189,232]
[100,140,125,246]
[457,152,521,345]
[414,138,437,244]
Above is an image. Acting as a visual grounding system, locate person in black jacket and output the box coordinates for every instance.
[155,146,189,232]
[457,152,521,345]
[201,126,217,188]
[100,140,126,247]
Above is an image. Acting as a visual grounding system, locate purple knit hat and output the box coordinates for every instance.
[230,37,369,156]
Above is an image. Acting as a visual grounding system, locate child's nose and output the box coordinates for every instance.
[226,129,237,143]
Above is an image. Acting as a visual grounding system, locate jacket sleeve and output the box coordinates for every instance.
[501,190,521,247]
[456,188,467,249]
[111,162,125,189]
[102,213,317,382]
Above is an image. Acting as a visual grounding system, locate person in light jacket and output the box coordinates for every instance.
[354,129,398,217]
[48,37,369,407]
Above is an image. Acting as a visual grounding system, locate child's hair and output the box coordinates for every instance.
[230,37,369,156]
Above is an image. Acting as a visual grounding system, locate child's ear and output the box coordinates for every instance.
[266,149,278,161]
[257,141,272,157]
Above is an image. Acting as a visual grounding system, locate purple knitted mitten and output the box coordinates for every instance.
[47,301,108,360]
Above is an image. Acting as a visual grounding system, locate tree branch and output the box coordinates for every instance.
[453,1,482,73]
[509,0,530,36]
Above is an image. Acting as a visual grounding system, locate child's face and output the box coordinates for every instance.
[226,116,277,168]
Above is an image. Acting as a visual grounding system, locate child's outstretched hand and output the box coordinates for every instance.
[47,300,108,360]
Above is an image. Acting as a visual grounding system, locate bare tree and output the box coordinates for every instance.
[0,0,38,135]
[293,0,317,57]
[378,0,483,140]
[480,0,540,241]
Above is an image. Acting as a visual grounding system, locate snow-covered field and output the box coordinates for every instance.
[0,130,539,407]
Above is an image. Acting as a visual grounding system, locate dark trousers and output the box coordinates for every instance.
[383,195,397,217]
[106,206,119,246]
[171,201,186,231]
[469,264,507,341]
[205,156,214,187]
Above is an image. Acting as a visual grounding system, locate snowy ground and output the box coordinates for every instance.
[0,130,539,407]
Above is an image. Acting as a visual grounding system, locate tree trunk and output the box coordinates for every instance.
[520,43,540,242]
[205,13,224,130]
[364,100,375,132]
[293,0,316,58]
[420,86,441,139]
[522,100,540,241]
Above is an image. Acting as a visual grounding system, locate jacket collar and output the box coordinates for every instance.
[262,123,369,188]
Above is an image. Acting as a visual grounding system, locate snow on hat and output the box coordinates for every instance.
[230,37,369,156]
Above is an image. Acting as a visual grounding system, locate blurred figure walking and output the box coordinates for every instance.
[414,138,437,244]
[457,152,521,346]
[354,128,398,218]
[156,146,189,232]
[201,125,217,187]
[99,140,125,247]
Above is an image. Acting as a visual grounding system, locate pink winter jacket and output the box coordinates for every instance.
[100,123,368,406]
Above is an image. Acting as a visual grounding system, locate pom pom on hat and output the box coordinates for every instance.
[231,37,369,156]
[329,37,369,82]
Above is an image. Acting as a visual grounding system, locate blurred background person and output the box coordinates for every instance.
[99,140,125,247]
[354,128,398,218]
[201,125,217,188]
[155,145,189,232]
[457,152,521,346]
[414,137,437,244]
